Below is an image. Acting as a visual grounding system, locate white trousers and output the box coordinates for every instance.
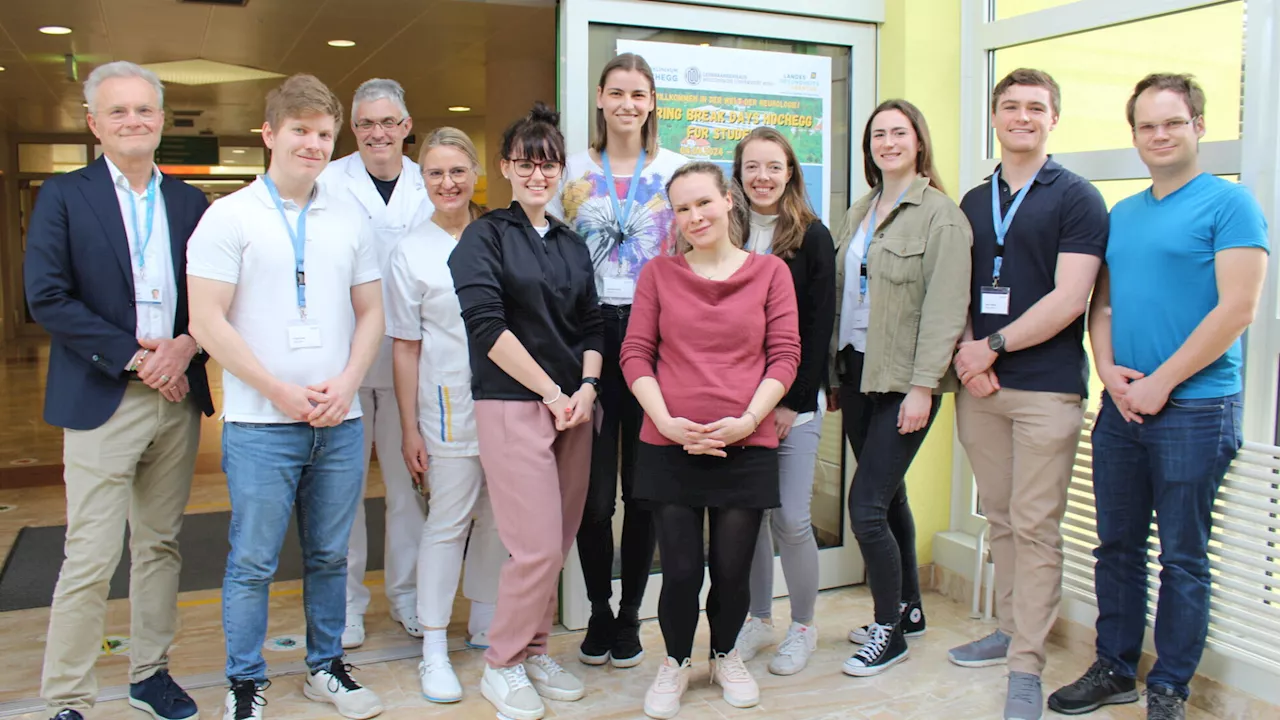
[347,386,427,617]
[417,454,508,628]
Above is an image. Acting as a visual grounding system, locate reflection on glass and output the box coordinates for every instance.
[991,3,1244,155]
[18,144,89,174]
[993,0,1079,20]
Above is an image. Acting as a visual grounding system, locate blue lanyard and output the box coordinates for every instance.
[128,173,159,274]
[990,167,1039,285]
[262,175,315,316]
[860,187,909,296]
[601,148,646,232]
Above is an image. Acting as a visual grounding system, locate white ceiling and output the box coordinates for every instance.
[0,0,555,137]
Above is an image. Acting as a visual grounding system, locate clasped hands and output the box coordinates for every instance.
[132,335,197,403]
[658,414,756,458]
[544,383,597,431]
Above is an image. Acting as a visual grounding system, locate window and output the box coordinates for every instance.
[17,144,89,174]
[993,0,1078,20]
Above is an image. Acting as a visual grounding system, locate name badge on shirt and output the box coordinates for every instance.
[287,320,323,349]
[136,283,164,305]
[850,305,871,330]
[980,286,1011,316]
[602,276,636,300]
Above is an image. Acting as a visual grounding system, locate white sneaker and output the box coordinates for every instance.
[390,607,424,638]
[341,616,365,650]
[303,662,384,719]
[711,649,760,709]
[733,617,775,662]
[480,664,545,720]
[523,653,585,702]
[419,657,462,704]
[223,680,266,720]
[644,657,691,719]
[467,630,490,649]
[769,622,818,676]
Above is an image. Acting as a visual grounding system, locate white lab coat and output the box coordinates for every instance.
[319,152,429,389]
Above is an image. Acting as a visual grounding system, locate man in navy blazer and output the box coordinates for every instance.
[23,61,212,720]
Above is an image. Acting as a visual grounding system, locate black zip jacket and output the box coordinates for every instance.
[780,220,837,414]
[449,202,604,401]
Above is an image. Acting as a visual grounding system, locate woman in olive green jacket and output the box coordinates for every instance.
[832,99,972,678]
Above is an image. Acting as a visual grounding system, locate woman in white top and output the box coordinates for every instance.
[548,51,686,668]
[384,127,507,704]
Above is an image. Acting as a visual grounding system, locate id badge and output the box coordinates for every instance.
[980,286,1011,316]
[136,283,163,305]
[287,320,322,349]
[602,276,636,300]
[850,304,871,329]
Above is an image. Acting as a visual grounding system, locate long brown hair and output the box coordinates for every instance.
[419,126,487,221]
[665,162,747,254]
[732,127,817,260]
[861,99,945,194]
[592,53,659,156]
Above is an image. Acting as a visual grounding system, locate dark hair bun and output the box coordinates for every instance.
[529,101,560,127]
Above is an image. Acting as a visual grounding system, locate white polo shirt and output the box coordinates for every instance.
[187,176,381,423]
[384,219,478,457]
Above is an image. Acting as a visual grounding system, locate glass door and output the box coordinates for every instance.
[558,0,877,630]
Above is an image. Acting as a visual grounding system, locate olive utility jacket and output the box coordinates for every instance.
[829,176,973,395]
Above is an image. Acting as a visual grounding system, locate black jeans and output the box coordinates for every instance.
[575,305,656,614]
[654,503,763,661]
[840,348,938,625]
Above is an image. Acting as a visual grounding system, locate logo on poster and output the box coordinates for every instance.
[684,66,702,86]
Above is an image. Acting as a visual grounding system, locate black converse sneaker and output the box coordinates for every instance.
[1047,660,1139,714]
[849,601,926,643]
[841,622,909,677]
[578,607,616,665]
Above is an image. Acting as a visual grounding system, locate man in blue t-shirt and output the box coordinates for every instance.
[1049,74,1269,720]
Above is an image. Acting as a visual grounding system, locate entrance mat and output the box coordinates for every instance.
[0,497,387,612]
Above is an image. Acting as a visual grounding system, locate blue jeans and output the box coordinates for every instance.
[221,419,364,682]
[1091,392,1242,698]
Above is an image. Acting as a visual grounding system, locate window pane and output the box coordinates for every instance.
[18,144,88,174]
[991,2,1244,155]
[994,0,1078,20]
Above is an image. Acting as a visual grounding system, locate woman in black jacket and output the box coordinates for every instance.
[448,102,604,720]
[729,126,837,677]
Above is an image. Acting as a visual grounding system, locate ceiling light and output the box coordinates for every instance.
[232,149,245,154]
[40,26,73,35]
[448,106,471,113]
[0,66,6,72]
[250,128,262,133]
[327,39,356,48]
[700,43,711,47]
[81,102,88,107]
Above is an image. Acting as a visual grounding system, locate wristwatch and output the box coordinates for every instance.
[987,332,1007,356]
[580,377,600,389]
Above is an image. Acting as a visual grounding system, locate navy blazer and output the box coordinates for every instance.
[23,155,215,430]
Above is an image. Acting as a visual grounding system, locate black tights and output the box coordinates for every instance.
[654,503,763,662]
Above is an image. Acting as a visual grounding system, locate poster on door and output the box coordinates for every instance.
[616,39,832,224]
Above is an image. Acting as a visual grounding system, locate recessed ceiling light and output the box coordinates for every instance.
[232,149,245,154]
[0,66,6,72]
[250,128,262,133]
[39,26,73,35]
[327,39,356,48]
[81,102,88,107]
[448,106,471,113]
[699,43,711,47]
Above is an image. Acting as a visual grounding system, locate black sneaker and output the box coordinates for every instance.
[50,711,84,720]
[610,608,645,668]
[578,607,616,665]
[1146,686,1186,720]
[1047,660,1139,714]
[849,601,925,643]
[841,622,909,676]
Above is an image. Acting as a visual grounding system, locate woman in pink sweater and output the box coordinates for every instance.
[620,162,800,719]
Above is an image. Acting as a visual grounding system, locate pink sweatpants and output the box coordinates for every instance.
[475,399,592,668]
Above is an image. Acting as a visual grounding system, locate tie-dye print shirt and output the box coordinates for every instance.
[549,148,687,305]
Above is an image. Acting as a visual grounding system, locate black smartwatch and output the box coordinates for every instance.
[580,377,600,389]
[987,332,1007,356]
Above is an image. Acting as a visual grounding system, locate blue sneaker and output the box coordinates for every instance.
[129,670,198,720]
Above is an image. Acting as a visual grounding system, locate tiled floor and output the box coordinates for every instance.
[6,586,1229,720]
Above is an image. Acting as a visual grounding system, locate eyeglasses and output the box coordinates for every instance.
[425,167,473,184]
[509,159,562,178]
[354,117,406,132]
[1135,116,1198,137]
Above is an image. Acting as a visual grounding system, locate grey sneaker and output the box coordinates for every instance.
[1005,672,1043,720]
[948,629,1011,668]
[1146,687,1186,720]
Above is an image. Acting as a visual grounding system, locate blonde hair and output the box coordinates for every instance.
[265,74,343,130]
[418,126,487,221]
[665,162,747,254]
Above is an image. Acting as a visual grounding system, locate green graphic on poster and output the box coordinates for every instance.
[656,91,825,164]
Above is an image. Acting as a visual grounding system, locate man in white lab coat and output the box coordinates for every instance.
[319,78,430,647]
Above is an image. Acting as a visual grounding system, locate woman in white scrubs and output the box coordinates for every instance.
[384,126,507,703]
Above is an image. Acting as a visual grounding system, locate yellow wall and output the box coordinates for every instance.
[879,0,964,564]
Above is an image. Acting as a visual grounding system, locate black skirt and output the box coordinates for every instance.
[634,442,779,509]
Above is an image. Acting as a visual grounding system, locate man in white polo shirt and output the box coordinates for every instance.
[187,74,385,720]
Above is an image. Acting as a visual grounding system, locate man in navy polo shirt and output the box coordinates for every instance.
[949,68,1109,720]
[1049,74,1267,720]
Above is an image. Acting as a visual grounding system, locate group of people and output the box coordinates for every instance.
[21,48,1265,720]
